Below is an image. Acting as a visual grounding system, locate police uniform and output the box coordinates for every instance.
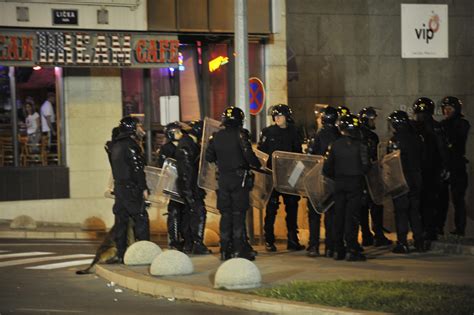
[358,107,392,247]
[110,117,150,260]
[411,97,449,241]
[158,137,186,250]
[438,97,471,236]
[387,111,424,253]
[306,106,339,257]
[323,114,369,261]
[258,104,304,251]
[206,107,261,260]
[176,121,211,255]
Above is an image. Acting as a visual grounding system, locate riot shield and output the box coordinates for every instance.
[155,158,184,204]
[272,151,323,196]
[198,117,223,191]
[254,149,270,171]
[364,162,385,206]
[377,139,389,161]
[381,150,409,199]
[303,158,335,214]
[144,166,167,204]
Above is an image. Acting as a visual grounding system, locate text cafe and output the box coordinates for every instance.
[0,30,179,67]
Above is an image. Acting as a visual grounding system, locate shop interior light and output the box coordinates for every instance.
[33,66,42,71]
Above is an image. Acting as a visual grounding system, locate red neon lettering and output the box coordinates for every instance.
[148,40,158,62]
[8,36,19,60]
[0,35,5,60]
[21,36,33,61]
[135,39,146,63]
[158,40,169,63]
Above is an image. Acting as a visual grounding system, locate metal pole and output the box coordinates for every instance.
[143,69,152,164]
[8,67,19,167]
[56,67,66,166]
[234,0,250,130]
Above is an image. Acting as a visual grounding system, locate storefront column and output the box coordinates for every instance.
[264,0,288,126]
[65,68,122,199]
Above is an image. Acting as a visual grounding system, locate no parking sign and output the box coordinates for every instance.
[249,77,265,116]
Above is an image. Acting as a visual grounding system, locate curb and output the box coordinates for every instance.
[431,241,474,256]
[95,265,387,315]
[0,230,100,240]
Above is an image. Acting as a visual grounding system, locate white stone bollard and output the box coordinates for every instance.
[214,258,261,290]
[150,250,194,276]
[124,241,162,265]
[10,215,37,230]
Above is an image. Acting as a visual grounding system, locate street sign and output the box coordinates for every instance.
[249,77,265,116]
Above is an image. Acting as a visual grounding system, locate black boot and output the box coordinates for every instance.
[265,242,277,252]
[191,212,211,255]
[167,208,183,251]
[287,231,305,251]
[307,245,320,257]
[346,250,366,262]
[392,242,410,254]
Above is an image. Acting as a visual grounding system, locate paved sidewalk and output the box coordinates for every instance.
[95,244,474,314]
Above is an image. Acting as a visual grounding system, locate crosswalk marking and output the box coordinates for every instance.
[0,254,94,268]
[26,259,93,270]
[0,251,54,259]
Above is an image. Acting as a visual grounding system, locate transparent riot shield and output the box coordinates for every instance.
[381,150,409,199]
[303,158,335,214]
[377,139,389,161]
[272,151,323,196]
[364,162,385,206]
[250,171,273,209]
[198,117,223,191]
[254,149,270,171]
[155,158,184,204]
[144,166,167,204]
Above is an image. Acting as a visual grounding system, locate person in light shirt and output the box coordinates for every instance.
[25,100,41,153]
[40,92,56,147]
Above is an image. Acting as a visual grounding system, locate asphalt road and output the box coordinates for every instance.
[0,239,266,315]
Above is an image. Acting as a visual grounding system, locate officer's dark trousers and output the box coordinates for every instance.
[113,184,150,258]
[333,176,363,252]
[167,200,185,247]
[420,170,441,238]
[438,167,468,234]
[182,201,207,245]
[217,174,250,253]
[360,191,385,240]
[308,202,334,251]
[392,172,423,244]
[264,189,300,244]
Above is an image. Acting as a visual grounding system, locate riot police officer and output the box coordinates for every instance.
[306,106,339,257]
[387,111,424,253]
[411,97,448,241]
[176,120,211,255]
[158,122,186,250]
[337,105,351,117]
[437,97,471,236]
[323,114,369,261]
[110,116,150,262]
[358,107,392,247]
[258,104,305,252]
[206,107,261,261]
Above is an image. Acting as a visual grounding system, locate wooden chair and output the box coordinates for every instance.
[0,136,15,167]
[22,136,47,166]
[43,135,59,165]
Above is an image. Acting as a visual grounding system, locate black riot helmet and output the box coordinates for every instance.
[441,96,463,116]
[336,114,360,137]
[336,105,351,117]
[412,97,435,115]
[222,106,245,127]
[270,104,294,123]
[319,106,338,126]
[164,121,182,141]
[119,116,140,134]
[188,120,204,140]
[387,110,410,131]
[359,107,377,130]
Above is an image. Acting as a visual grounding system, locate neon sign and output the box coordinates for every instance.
[208,56,229,72]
